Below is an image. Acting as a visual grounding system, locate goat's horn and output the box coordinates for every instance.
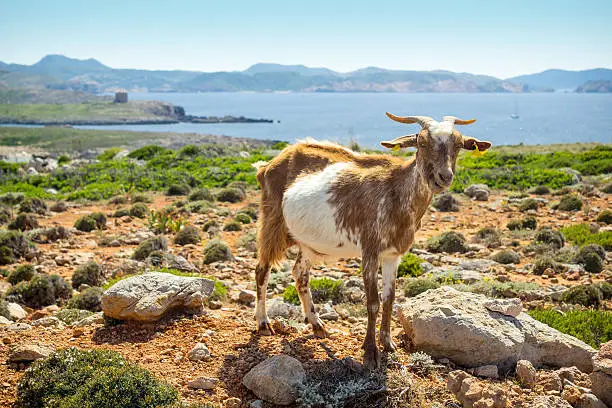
[386,112,434,128]
[443,116,476,125]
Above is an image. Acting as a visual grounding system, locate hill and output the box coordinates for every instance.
[576,80,612,93]
[509,68,612,90]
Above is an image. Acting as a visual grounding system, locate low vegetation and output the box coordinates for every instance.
[560,223,612,250]
[528,309,611,348]
[426,231,468,253]
[396,252,424,278]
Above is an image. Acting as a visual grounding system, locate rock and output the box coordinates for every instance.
[6,302,26,320]
[556,366,582,383]
[266,298,302,321]
[397,287,596,373]
[447,370,507,408]
[238,290,256,305]
[73,312,104,327]
[576,393,607,408]
[224,397,242,408]
[188,377,217,390]
[538,372,563,392]
[457,259,498,272]
[516,360,537,388]
[55,255,71,266]
[531,396,572,408]
[465,184,490,201]
[243,355,306,405]
[0,316,11,325]
[590,341,612,406]
[8,344,53,363]
[7,323,31,331]
[473,365,499,379]
[31,316,65,329]
[472,189,490,201]
[484,298,522,317]
[101,272,215,321]
[188,343,211,362]
[318,302,339,321]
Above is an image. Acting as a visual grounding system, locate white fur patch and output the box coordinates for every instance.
[429,121,454,141]
[283,162,361,260]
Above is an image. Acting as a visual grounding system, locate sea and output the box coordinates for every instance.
[80,92,612,148]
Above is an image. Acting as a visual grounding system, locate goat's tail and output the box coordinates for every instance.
[256,166,292,268]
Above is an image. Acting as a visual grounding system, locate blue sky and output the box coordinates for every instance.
[1,0,611,78]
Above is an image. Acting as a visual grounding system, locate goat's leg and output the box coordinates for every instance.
[292,250,327,338]
[255,261,274,335]
[361,252,381,369]
[380,254,400,352]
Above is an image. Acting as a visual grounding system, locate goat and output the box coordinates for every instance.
[254,113,492,368]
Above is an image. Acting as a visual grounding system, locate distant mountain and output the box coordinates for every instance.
[0,54,610,93]
[576,80,612,93]
[509,68,612,90]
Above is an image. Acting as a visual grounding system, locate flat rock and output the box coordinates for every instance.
[7,302,26,320]
[484,298,522,317]
[188,377,217,390]
[9,344,53,363]
[397,287,595,373]
[266,298,302,321]
[531,396,573,408]
[101,272,215,321]
[243,355,305,405]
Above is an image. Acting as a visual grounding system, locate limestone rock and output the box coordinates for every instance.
[238,290,256,305]
[188,377,217,390]
[473,365,499,379]
[101,272,215,321]
[516,360,537,388]
[188,342,211,362]
[0,316,11,325]
[397,287,595,373]
[465,184,490,201]
[484,298,522,317]
[243,355,306,405]
[590,340,612,406]
[9,344,53,363]
[531,396,572,408]
[7,302,27,320]
[447,370,507,408]
[266,298,302,321]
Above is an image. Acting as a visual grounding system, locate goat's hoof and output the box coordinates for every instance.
[363,348,380,370]
[312,324,328,338]
[382,338,396,352]
[257,321,275,336]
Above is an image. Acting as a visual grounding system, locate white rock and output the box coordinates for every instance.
[8,344,53,363]
[7,302,26,320]
[243,355,306,405]
[188,343,211,362]
[484,298,523,317]
[188,377,217,390]
[0,316,11,325]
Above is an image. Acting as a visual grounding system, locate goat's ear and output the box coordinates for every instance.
[381,134,418,149]
[462,137,492,151]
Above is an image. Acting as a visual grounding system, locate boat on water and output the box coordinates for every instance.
[510,101,520,119]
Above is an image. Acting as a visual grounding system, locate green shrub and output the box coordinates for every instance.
[234,213,252,224]
[207,278,228,302]
[129,203,149,218]
[131,192,152,203]
[0,299,11,320]
[562,285,602,308]
[557,195,583,211]
[475,227,501,248]
[8,213,39,231]
[404,278,440,297]
[165,184,190,196]
[66,287,104,312]
[574,244,605,273]
[427,231,468,253]
[227,181,249,193]
[0,192,24,207]
[132,236,168,261]
[397,253,424,278]
[56,309,94,325]
[0,230,34,265]
[519,198,538,212]
[491,249,520,264]
[223,220,242,231]
[271,141,289,150]
[174,225,201,246]
[109,195,128,205]
[188,188,214,202]
[528,309,611,348]
[310,277,343,304]
[97,147,122,161]
[71,261,105,289]
[602,183,612,194]
[57,155,71,166]
[202,239,232,264]
[532,255,565,275]
[596,210,612,224]
[19,197,47,215]
[283,285,300,305]
[0,205,11,225]
[521,216,537,230]
[216,187,245,203]
[74,213,106,232]
[112,208,130,218]
[49,201,67,212]
[7,263,35,285]
[597,282,612,300]
[236,206,258,221]
[533,227,565,250]
[531,185,551,195]
[186,200,213,214]
[7,274,71,309]
[127,145,169,160]
[202,220,218,232]
[561,224,612,250]
[507,219,523,231]
[15,348,178,408]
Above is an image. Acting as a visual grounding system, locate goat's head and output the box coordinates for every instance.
[382,113,492,192]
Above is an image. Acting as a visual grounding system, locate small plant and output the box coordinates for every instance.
[132,236,169,261]
[561,285,603,308]
[113,208,130,218]
[49,201,67,212]
[202,239,232,264]
[223,220,242,231]
[237,206,258,221]
[432,193,459,212]
[404,278,440,297]
[574,244,605,273]
[283,285,300,305]
[131,192,152,203]
[561,223,612,250]
[234,212,252,224]
[74,213,106,232]
[109,195,129,205]
[97,147,122,161]
[407,351,437,375]
[597,209,612,224]
[57,154,71,166]
[427,231,468,253]
[15,348,178,408]
[207,278,228,302]
[521,216,537,230]
[7,263,36,285]
[56,309,94,325]
[506,219,522,231]
[0,205,11,225]
[491,249,520,264]
[531,185,550,195]
[532,255,564,275]
[8,213,39,231]
[166,183,190,196]
[19,197,47,215]
[6,274,71,309]
[0,230,35,265]
[310,277,343,304]
[148,209,186,234]
[216,187,245,203]
[397,252,424,278]
[174,225,201,246]
[188,188,214,202]
[186,200,213,214]
[236,229,257,252]
[66,287,104,312]
[528,309,611,348]
[597,282,612,300]
[71,261,105,289]
[519,198,538,212]
[533,227,565,250]
[475,226,501,248]
[602,183,612,194]
[129,203,149,218]
[556,194,583,211]
[202,220,219,232]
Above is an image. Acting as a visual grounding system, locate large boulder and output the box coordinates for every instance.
[101,272,214,321]
[590,341,612,406]
[397,287,595,373]
[243,355,305,405]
